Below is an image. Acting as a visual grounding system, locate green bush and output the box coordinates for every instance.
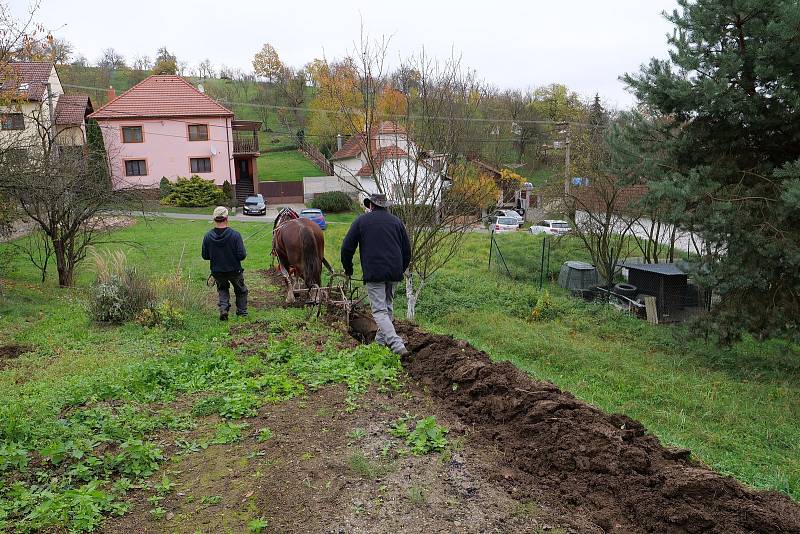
[528,290,559,322]
[87,250,156,324]
[221,180,233,203]
[134,300,185,329]
[308,191,355,213]
[88,272,156,324]
[158,177,172,199]
[160,176,228,207]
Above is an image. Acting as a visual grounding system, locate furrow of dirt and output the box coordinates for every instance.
[396,324,800,534]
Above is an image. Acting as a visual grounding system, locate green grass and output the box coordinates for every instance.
[258,150,327,182]
[319,220,800,499]
[0,219,401,531]
[0,216,797,532]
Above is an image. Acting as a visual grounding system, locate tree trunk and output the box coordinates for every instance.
[53,239,72,287]
[405,272,416,322]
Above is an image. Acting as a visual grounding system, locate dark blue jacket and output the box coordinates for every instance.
[202,227,247,273]
[341,209,411,282]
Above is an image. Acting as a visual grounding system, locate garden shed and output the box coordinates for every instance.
[624,263,688,316]
[558,261,598,291]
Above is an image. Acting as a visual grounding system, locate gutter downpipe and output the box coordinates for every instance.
[226,116,235,211]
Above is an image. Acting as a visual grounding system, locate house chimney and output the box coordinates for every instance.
[336,133,344,151]
[107,86,116,102]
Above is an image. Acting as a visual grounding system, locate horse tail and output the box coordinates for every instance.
[301,224,322,287]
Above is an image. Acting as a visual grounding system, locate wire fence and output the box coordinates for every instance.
[487,231,592,286]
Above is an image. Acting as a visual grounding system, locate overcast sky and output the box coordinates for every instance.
[13,0,679,109]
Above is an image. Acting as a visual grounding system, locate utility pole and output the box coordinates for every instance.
[561,122,571,196]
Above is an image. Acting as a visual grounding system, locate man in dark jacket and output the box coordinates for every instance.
[341,194,411,355]
[202,206,248,321]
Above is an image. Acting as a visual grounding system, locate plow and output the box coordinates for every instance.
[268,206,377,342]
[279,269,378,343]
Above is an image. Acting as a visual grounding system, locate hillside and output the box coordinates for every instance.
[57,65,562,184]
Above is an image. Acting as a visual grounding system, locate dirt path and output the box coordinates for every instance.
[102,383,577,534]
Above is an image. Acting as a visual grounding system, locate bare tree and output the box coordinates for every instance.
[97,48,125,71]
[559,124,639,286]
[0,0,44,68]
[326,32,495,320]
[155,46,176,65]
[132,54,152,71]
[499,89,542,164]
[0,113,139,287]
[197,58,214,79]
[12,228,51,282]
[70,54,88,67]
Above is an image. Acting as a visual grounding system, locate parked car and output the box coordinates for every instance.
[243,194,266,216]
[490,216,519,233]
[491,209,524,227]
[300,208,327,230]
[529,220,571,235]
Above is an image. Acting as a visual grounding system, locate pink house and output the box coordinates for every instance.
[88,75,260,201]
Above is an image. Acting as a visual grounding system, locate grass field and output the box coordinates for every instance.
[0,217,797,530]
[258,150,327,182]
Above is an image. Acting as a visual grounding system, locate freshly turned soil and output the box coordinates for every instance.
[396,324,800,534]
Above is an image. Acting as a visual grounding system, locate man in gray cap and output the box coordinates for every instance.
[202,206,248,320]
[341,194,411,356]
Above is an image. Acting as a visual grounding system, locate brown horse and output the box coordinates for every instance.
[272,208,330,303]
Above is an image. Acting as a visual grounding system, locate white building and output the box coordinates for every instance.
[0,62,92,156]
[331,121,445,205]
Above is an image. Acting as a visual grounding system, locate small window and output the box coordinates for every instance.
[124,159,147,176]
[188,124,209,141]
[190,157,212,173]
[1,113,25,130]
[122,126,143,143]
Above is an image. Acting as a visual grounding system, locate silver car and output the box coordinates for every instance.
[491,209,524,228]
[491,216,519,233]
[529,220,571,235]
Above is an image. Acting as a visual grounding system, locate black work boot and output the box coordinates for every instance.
[220,311,229,321]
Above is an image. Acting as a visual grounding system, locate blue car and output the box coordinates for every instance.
[300,208,327,230]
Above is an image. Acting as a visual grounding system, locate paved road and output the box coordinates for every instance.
[143,204,307,223]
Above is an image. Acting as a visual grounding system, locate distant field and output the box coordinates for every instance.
[259,150,326,182]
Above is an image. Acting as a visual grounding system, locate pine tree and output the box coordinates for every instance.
[619,0,800,341]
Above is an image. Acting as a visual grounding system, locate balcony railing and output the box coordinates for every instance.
[233,131,259,155]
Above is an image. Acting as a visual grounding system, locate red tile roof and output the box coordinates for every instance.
[55,94,92,125]
[2,62,53,101]
[88,75,233,120]
[331,133,366,160]
[355,146,410,177]
[331,121,408,160]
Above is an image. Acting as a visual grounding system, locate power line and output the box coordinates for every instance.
[49,96,568,146]
[62,82,603,129]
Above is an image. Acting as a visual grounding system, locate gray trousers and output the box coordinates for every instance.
[365,282,406,354]
[213,271,248,315]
